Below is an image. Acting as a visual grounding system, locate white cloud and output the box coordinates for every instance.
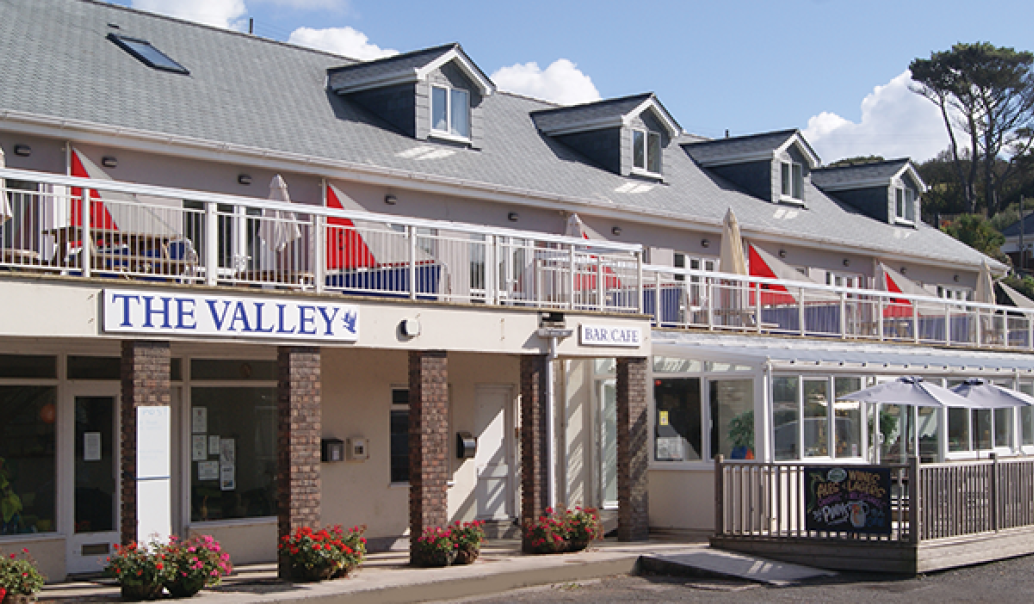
[131,0,248,30]
[287,26,397,60]
[491,59,600,106]
[803,70,951,164]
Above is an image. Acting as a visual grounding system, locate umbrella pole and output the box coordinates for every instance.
[874,402,881,465]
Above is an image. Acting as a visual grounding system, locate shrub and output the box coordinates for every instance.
[163,535,232,591]
[105,540,174,587]
[0,547,46,597]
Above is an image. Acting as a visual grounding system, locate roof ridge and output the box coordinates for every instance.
[813,158,911,171]
[683,128,798,146]
[529,92,655,116]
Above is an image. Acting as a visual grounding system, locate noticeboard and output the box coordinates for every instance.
[804,466,891,534]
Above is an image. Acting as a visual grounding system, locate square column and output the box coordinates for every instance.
[616,357,649,541]
[120,340,171,546]
[520,354,549,551]
[408,350,449,562]
[277,346,321,579]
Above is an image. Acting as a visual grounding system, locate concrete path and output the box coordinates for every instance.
[37,538,832,603]
[640,548,836,586]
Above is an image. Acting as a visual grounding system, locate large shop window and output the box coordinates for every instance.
[190,387,277,522]
[654,378,701,461]
[710,380,754,460]
[773,375,863,461]
[390,389,409,484]
[0,386,57,535]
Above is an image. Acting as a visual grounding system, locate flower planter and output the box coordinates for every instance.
[290,564,336,583]
[2,593,37,604]
[120,581,164,601]
[413,549,457,568]
[453,545,480,565]
[164,576,207,598]
[565,540,590,553]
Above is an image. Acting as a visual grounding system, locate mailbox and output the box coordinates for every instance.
[456,432,476,459]
[321,438,344,463]
[346,437,369,461]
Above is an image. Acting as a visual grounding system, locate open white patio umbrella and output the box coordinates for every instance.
[951,378,1034,408]
[974,260,996,304]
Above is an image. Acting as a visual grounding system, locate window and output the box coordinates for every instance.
[431,85,470,139]
[895,187,916,223]
[108,33,189,74]
[632,129,662,174]
[826,272,862,289]
[710,379,754,459]
[774,375,865,461]
[390,389,409,483]
[1021,382,1034,447]
[0,386,57,534]
[190,386,277,522]
[937,286,970,302]
[781,162,803,201]
[654,378,702,461]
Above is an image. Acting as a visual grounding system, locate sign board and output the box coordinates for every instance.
[579,324,642,348]
[103,289,359,342]
[804,466,891,535]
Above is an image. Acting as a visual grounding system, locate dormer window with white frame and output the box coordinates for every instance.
[632,129,662,175]
[895,186,916,224]
[781,161,803,202]
[431,85,470,140]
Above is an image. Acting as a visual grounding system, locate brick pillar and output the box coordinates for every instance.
[277,346,322,579]
[120,340,171,546]
[520,354,549,552]
[408,350,449,562]
[616,357,649,541]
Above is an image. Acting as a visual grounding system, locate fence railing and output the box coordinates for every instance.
[642,264,1034,351]
[714,457,915,544]
[0,168,642,311]
[717,455,1034,546]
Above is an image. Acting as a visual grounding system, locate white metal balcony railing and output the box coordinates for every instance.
[1,167,1032,353]
[0,167,642,311]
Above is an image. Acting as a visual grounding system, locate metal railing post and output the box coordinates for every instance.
[707,279,714,330]
[976,306,983,346]
[636,253,643,314]
[991,453,999,532]
[755,281,763,334]
[1029,312,1033,351]
[567,245,576,310]
[913,300,920,344]
[877,297,884,340]
[485,235,496,305]
[313,214,325,294]
[839,291,847,339]
[945,303,952,346]
[408,226,417,300]
[204,201,218,286]
[798,286,805,336]
[654,270,661,325]
[81,188,92,278]
[596,252,604,311]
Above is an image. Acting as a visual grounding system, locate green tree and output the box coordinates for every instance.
[826,155,885,168]
[910,42,1034,216]
[940,213,1009,263]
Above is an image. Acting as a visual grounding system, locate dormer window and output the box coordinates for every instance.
[895,187,916,223]
[781,161,803,201]
[633,129,662,175]
[431,85,470,140]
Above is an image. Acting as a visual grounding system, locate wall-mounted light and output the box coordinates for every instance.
[508,212,519,222]
[400,318,421,337]
[954,274,960,282]
[611,226,622,236]
[842,258,850,267]
[101,156,118,168]
[900,267,908,276]
[778,249,787,259]
[384,194,397,205]
[701,239,710,248]
[13,144,30,157]
[237,174,252,185]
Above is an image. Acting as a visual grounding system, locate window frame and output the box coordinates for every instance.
[430,84,471,141]
[780,161,804,203]
[631,128,663,177]
[894,186,916,224]
[389,388,410,485]
[772,373,869,463]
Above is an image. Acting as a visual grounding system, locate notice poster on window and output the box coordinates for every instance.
[191,435,207,461]
[198,461,219,481]
[84,432,102,462]
[220,438,236,491]
[655,437,684,461]
[804,466,891,535]
[208,435,220,455]
[220,463,236,491]
[192,407,207,434]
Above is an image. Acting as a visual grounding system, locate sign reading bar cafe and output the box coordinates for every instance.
[579,324,642,348]
[103,289,359,342]
[804,466,891,535]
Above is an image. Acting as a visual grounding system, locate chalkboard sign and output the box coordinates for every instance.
[804,466,891,534]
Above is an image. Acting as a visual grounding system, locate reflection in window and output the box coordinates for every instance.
[431,85,470,138]
[772,376,799,461]
[995,408,1013,449]
[949,408,970,452]
[710,379,754,459]
[390,389,409,483]
[0,387,56,535]
[654,378,701,461]
[1022,382,1034,446]
[190,387,277,522]
[973,409,992,450]
[803,379,829,457]
[834,377,862,458]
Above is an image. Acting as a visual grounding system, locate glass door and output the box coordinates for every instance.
[67,387,119,575]
[598,380,618,509]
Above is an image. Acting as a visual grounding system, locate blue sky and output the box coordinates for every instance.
[112,0,1034,164]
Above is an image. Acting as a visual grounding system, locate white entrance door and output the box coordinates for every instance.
[474,385,514,520]
[66,385,120,575]
[599,380,618,509]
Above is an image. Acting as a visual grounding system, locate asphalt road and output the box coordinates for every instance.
[448,553,1034,603]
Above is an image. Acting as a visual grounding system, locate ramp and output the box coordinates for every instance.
[640,548,836,586]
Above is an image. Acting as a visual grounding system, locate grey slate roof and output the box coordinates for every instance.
[327,43,493,94]
[811,159,912,189]
[531,93,667,134]
[683,130,798,164]
[1001,213,1034,237]
[0,0,1003,272]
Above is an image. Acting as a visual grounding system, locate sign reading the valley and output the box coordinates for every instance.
[804,466,891,535]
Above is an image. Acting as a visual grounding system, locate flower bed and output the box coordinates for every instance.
[524,506,602,554]
[0,548,45,603]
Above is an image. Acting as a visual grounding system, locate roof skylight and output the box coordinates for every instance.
[108,33,189,75]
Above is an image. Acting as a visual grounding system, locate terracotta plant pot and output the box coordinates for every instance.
[119,581,164,601]
[565,540,590,553]
[164,576,207,598]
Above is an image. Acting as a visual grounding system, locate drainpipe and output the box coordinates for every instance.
[538,326,573,508]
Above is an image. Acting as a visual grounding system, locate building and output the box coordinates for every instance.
[2,0,1033,581]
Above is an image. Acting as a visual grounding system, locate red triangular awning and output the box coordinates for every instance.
[748,244,796,305]
[70,149,117,231]
[325,184,376,270]
[882,268,914,317]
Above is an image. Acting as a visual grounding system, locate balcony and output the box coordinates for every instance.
[0,166,1030,353]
